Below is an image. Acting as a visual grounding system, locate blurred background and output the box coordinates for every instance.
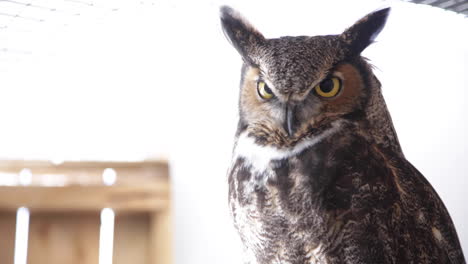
[0,0,467,263]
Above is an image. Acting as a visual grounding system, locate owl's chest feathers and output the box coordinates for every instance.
[229,120,356,263]
[230,119,346,209]
[228,120,402,263]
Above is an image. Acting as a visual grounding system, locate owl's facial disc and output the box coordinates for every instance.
[222,6,391,148]
[256,82,298,137]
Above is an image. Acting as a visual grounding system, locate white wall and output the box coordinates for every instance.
[0,0,466,262]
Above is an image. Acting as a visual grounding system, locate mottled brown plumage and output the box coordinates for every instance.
[221,6,465,264]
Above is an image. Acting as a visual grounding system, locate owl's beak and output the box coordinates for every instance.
[284,104,297,137]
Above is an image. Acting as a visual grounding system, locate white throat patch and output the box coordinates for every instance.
[234,120,343,173]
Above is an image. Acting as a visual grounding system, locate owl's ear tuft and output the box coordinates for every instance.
[220,6,265,64]
[340,8,390,55]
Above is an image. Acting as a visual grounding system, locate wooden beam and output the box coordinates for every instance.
[0,160,169,170]
[0,160,169,186]
[0,184,170,213]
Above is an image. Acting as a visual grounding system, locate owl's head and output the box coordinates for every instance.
[221,6,393,148]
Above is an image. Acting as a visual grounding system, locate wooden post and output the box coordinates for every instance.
[149,202,172,264]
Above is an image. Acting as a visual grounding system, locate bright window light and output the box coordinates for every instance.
[0,172,19,186]
[14,207,30,264]
[102,168,117,186]
[18,169,32,186]
[98,207,115,264]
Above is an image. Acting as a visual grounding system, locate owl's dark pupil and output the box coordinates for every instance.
[320,79,334,92]
[263,83,272,94]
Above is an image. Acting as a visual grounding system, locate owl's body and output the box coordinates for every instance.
[221,6,465,264]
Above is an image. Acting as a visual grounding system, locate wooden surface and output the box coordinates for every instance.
[0,160,169,186]
[0,184,170,213]
[27,213,100,264]
[150,205,173,264]
[0,160,169,170]
[0,212,16,264]
[114,214,149,264]
[0,161,169,186]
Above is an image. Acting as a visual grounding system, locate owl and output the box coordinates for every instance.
[221,6,465,264]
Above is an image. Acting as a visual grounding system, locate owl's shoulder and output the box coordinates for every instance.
[346,142,466,264]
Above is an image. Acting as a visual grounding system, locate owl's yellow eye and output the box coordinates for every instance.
[314,77,342,98]
[257,81,274,100]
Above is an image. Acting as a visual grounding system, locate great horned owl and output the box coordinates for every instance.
[221,6,465,264]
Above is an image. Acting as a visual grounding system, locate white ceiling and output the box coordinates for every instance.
[0,0,163,72]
